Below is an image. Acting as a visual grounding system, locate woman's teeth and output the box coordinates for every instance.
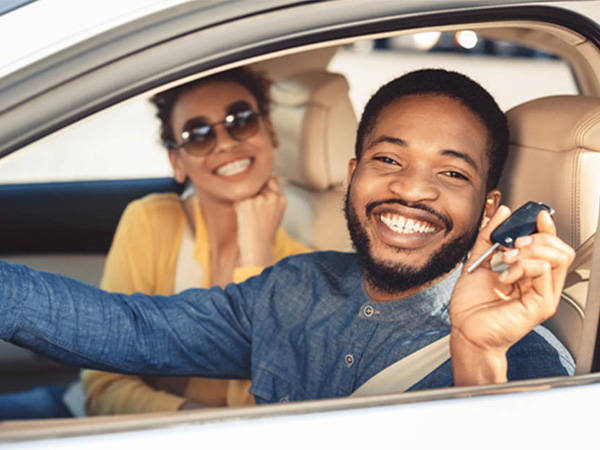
[379,213,437,234]
[216,158,251,176]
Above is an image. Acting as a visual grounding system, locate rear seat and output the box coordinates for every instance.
[501,95,600,372]
[270,71,356,251]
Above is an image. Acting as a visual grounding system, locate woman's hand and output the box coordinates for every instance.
[450,206,575,386]
[234,176,287,267]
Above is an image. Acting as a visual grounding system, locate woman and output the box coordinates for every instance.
[82,68,310,414]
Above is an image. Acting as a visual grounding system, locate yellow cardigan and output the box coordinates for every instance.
[81,193,310,415]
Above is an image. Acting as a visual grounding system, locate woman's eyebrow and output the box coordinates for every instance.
[226,100,253,113]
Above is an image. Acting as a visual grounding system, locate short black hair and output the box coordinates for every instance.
[151,67,272,148]
[355,69,509,191]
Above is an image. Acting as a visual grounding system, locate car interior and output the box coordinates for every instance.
[268,69,355,252]
[0,9,600,437]
[501,95,600,372]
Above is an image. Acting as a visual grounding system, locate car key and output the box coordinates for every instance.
[466,201,555,273]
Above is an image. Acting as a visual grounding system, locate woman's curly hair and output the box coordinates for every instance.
[151,67,272,148]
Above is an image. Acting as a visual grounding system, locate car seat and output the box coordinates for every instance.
[501,95,600,373]
[270,71,356,251]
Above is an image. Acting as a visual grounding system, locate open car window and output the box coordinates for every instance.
[330,33,578,113]
[0,32,577,185]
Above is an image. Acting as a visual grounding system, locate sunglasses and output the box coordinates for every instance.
[166,108,263,156]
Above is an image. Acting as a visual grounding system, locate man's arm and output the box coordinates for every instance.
[450,206,575,386]
[0,261,254,379]
[84,198,190,414]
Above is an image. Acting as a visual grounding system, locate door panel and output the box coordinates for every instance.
[0,177,181,254]
[0,177,181,384]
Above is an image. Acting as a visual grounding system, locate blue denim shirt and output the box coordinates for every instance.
[0,252,574,404]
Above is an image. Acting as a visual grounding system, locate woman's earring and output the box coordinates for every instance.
[174,171,186,183]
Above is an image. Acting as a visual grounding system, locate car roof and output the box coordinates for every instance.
[0,0,561,78]
[0,0,318,77]
[0,0,198,76]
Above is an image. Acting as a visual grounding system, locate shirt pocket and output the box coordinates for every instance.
[250,362,305,404]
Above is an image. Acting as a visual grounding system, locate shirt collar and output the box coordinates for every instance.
[352,260,462,322]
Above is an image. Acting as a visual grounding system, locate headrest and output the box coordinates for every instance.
[502,95,600,250]
[507,95,600,152]
[270,71,357,191]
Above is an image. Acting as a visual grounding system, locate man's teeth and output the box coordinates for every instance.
[216,158,251,176]
[379,213,437,234]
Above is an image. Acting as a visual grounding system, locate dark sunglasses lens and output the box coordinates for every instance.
[228,112,260,141]
[185,125,216,155]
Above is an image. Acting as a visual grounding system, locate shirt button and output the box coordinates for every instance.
[345,354,355,367]
[364,305,374,317]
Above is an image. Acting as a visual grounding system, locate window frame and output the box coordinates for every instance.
[1,3,600,159]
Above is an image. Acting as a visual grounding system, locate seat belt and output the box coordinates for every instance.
[350,334,450,397]
[570,233,595,273]
[574,232,598,374]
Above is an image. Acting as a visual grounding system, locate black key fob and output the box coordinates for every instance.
[491,201,554,249]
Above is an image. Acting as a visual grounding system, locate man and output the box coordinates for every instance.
[0,69,575,403]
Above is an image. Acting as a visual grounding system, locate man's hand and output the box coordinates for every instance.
[450,205,575,386]
[234,176,287,267]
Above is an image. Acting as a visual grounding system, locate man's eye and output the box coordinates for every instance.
[373,156,399,165]
[443,171,469,181]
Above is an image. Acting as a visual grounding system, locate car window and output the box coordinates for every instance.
[0,98,172,184]
[329,32,578,114]
[0,30,577,185]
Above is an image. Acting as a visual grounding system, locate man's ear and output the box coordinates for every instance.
[347,158,358,186]
[480,189,501,229]
[168,149,187,184]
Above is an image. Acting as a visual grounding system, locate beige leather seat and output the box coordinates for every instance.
[501,95,600,372]
[270,71,356,251]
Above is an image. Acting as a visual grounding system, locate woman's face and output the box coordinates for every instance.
[169,81,276,204]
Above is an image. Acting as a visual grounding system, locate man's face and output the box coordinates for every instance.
[346,93,499,299]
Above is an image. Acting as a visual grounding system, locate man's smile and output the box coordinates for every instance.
[366,202,450,249]
[378,213,438,234]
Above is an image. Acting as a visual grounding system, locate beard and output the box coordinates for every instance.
[343,190,483,295]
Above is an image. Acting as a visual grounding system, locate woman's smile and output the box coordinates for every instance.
[214,157,254,178]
